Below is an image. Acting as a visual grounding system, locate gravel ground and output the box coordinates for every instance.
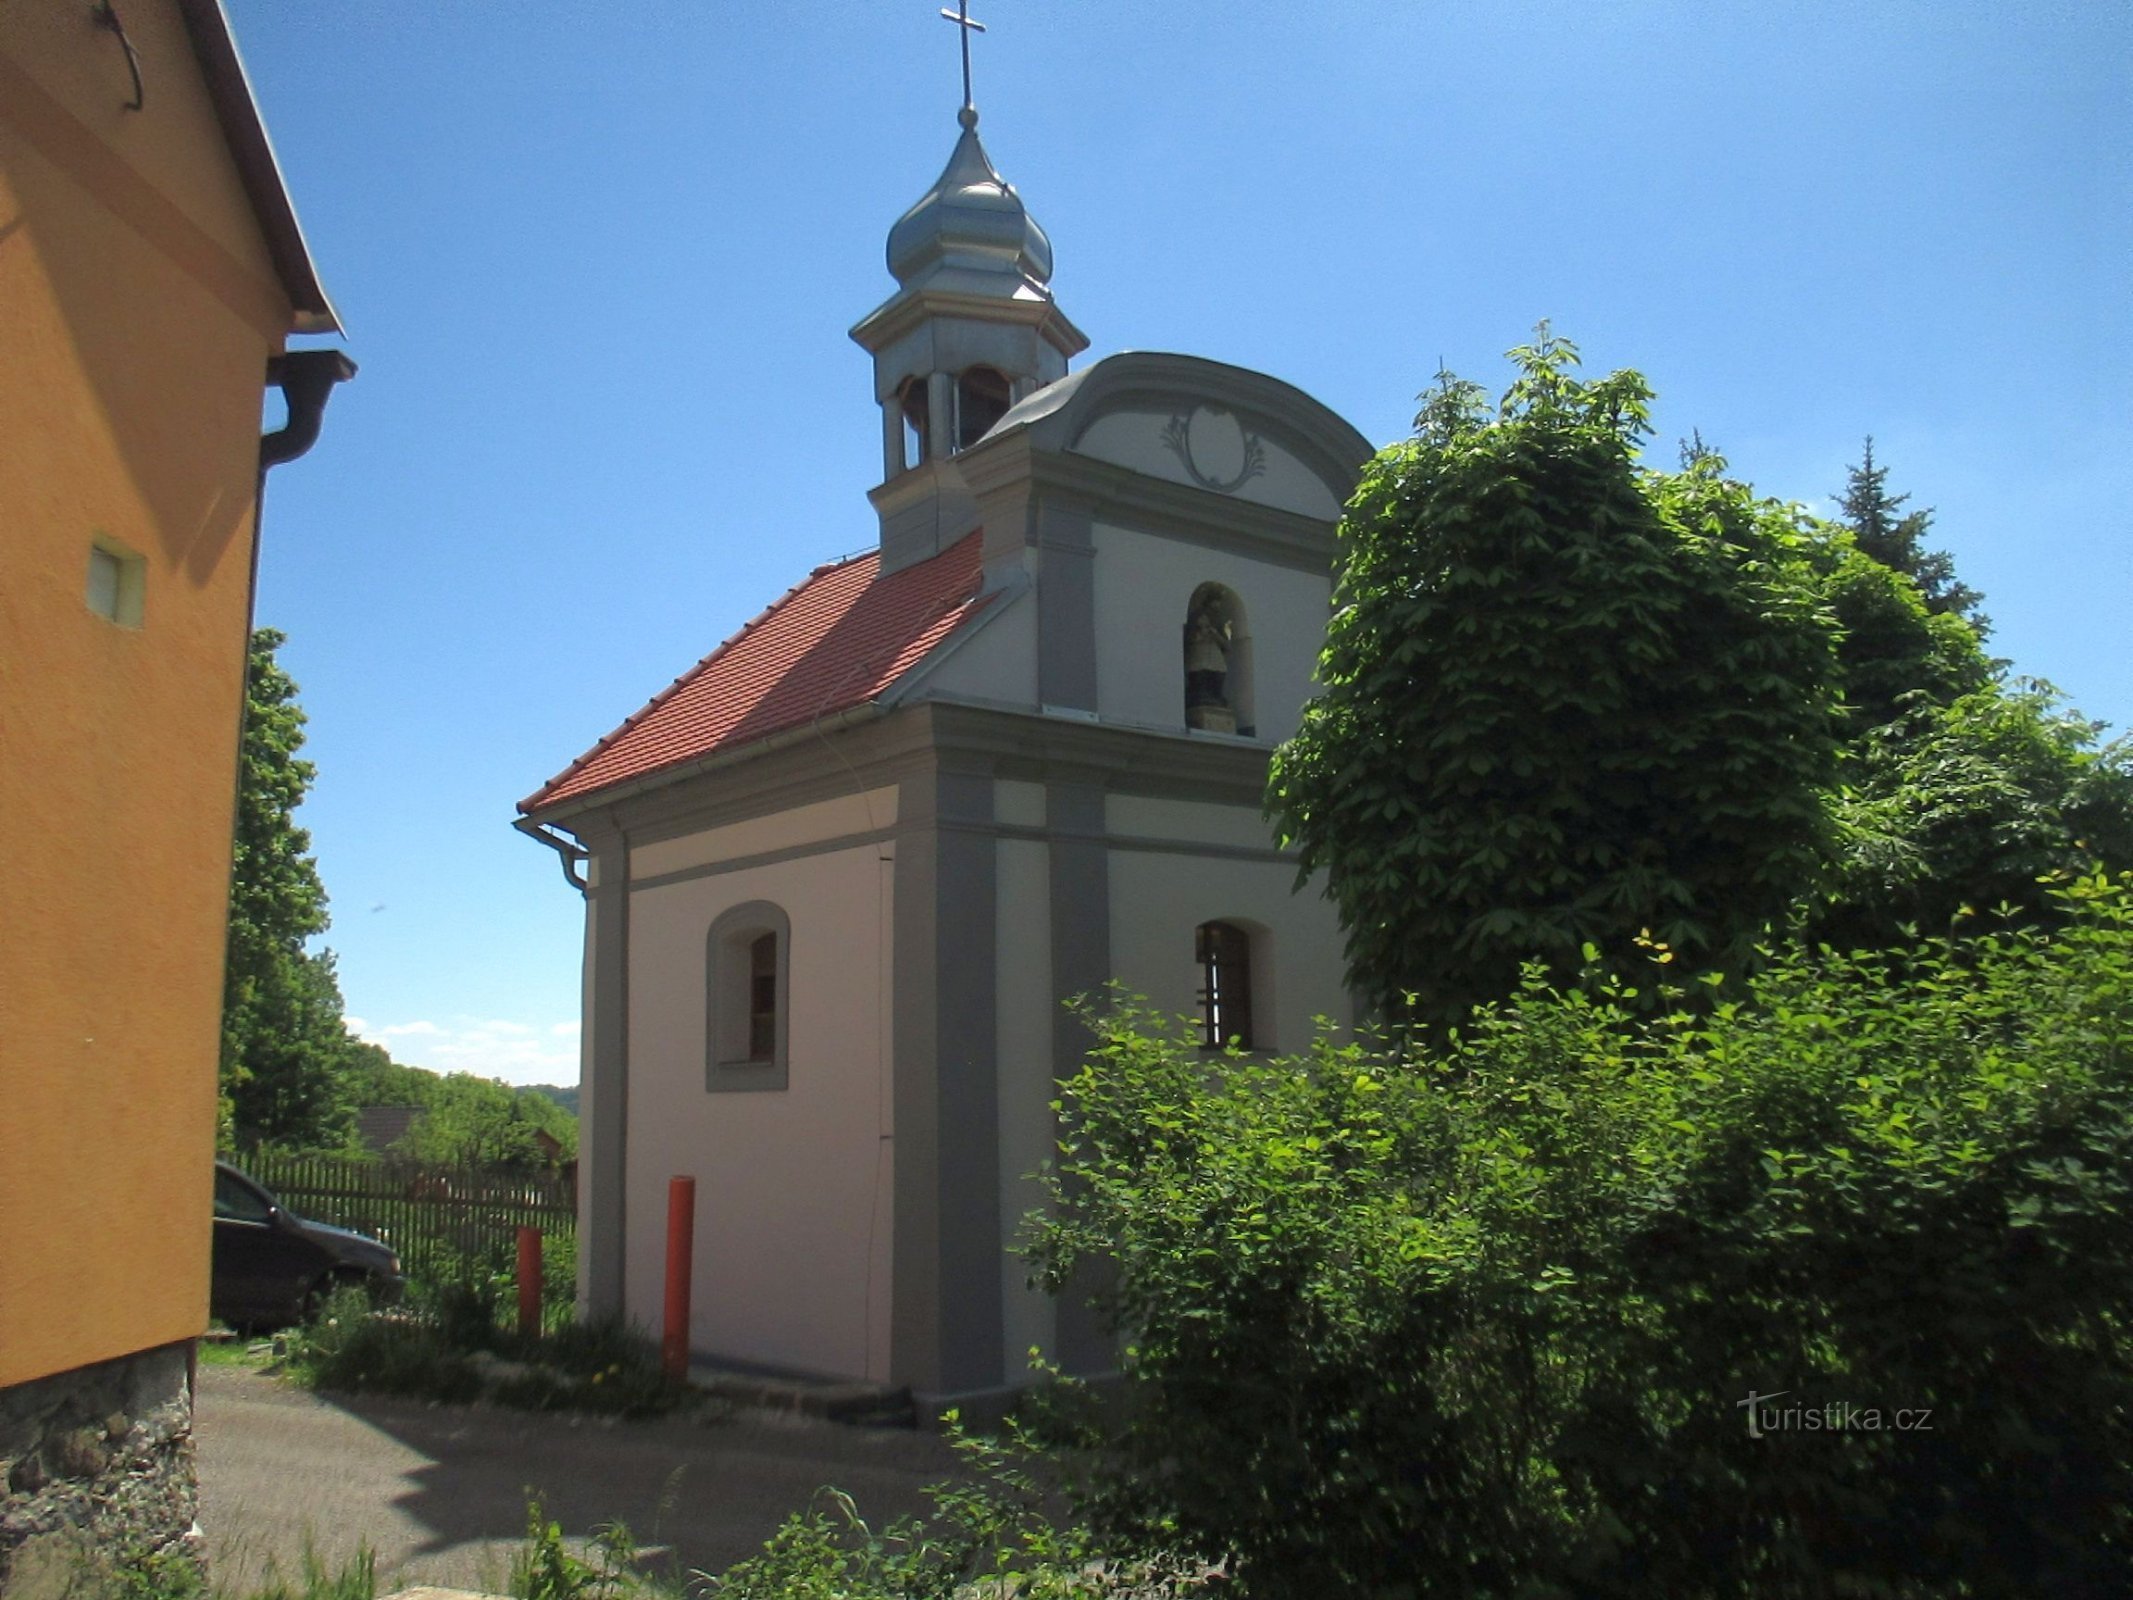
[194,1363,962,1593]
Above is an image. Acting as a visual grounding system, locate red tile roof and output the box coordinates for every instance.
[522,532,989,813]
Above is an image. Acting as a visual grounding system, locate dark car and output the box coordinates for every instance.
[211,1161,405,1330]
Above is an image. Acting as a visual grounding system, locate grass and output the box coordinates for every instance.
[50,1500,680,1600]
[28,1537,378,1600]
[196,1333,273,1370]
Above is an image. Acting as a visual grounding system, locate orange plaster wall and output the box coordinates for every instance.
[0,3,294,1388]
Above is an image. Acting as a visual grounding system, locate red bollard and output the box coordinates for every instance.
[661,1176,696,1384]
[516,1226,543,1341]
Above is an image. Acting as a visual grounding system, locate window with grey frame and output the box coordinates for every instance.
[706,900,791,1091]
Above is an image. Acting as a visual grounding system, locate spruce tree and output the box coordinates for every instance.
[1835,438,1985,625]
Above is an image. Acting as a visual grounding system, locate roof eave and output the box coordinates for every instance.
[176,0,341,335]
[519,701,890,829]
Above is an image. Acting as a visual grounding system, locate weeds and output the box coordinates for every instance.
[284,1286,482,1403]
[246,1548,376,1600]
[510,1499,648,1600]
[37,1536,377,1600]
[704,1417,1215,1599]
[282,1285,676,1417]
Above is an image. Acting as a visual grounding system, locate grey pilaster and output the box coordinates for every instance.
[1034,499,1098,713]
[927,372,955,461]
[934,770,1003,1390]
[891,772,943,1387]
[1046,778,1114,1374]
[580,823,630,1320]
[890,766,1006,1396]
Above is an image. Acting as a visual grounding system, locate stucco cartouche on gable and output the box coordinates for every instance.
[520,98,1374,1408]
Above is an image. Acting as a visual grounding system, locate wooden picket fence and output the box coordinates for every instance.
[237,1149,575,1288]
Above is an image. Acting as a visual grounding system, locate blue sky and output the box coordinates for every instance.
[226,1,2132,1085]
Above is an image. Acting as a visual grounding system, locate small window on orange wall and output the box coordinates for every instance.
[86,537,146,627]
[1196,921,1254,1051]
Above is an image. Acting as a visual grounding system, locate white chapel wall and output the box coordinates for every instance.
[1089,523,1331,743]
[912,590,1039,709]
[631,787,898,882]
[624,844,895,1383]
[1104,805,1353,1054]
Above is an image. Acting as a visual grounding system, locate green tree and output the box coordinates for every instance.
[1814,535,1991,737]
[1268,331,1843,1025]
[1798,452,2133,947]
[1809,679,2133,949]
[1835,437,1985,624]
[402,1072,576,1168]
[343,1044,577,1167]
[222,629,356,1148]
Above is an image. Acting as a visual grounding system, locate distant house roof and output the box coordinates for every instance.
[354,1105,423,1155]
[522,531,991,814]
[176,0,339,333]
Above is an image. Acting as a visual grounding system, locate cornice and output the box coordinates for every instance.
[523,697,1281,854]
[961,433,1337,573]
[850,286,1089,358]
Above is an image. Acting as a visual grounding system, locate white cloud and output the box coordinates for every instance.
[350,1015,580,1087]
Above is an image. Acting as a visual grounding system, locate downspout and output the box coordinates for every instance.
[515,816,590,893]
[260,350,358,471]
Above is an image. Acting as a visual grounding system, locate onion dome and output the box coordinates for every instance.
[885,108,1053,291]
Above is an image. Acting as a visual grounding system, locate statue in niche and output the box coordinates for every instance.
[1184,589,1237,734]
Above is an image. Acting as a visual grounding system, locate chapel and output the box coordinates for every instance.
[518,81,1373,1410]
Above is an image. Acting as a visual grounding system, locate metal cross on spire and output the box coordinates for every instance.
[939,1,986,121]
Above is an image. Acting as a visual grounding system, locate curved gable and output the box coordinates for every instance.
[986,352,1371,521]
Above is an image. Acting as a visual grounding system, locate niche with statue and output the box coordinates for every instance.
[1182,583,1254,736]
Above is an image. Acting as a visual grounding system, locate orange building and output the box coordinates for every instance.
[0,0,348,1576]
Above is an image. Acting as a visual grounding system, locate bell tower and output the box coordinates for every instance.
[852,102,1088,573]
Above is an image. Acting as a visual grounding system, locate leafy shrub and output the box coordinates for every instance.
[423,1271,509,1354]
[543,1228,580,1325]
[411,1232,581,1343]
[1031,876,2133,1597]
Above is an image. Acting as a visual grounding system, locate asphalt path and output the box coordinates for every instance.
[194,1365,963,1593]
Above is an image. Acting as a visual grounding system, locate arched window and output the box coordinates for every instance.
[955,366,1012,451]
[1196,921,1255,1051]
[898,378,931,472]
[1183,583,1254,736]
[706,901,790,1091]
